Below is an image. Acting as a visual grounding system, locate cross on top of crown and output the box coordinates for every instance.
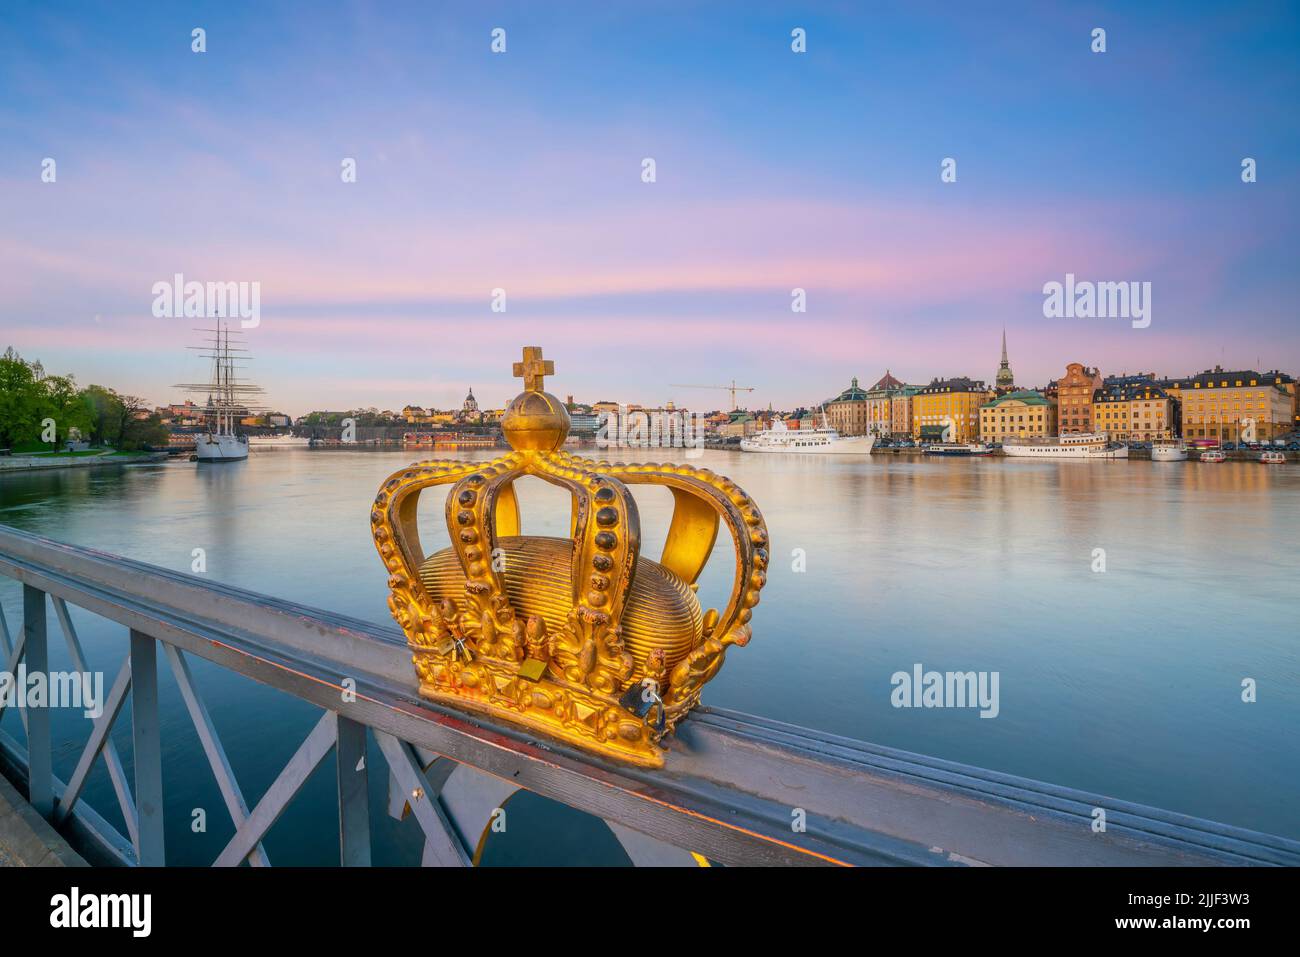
[512,346,554,393]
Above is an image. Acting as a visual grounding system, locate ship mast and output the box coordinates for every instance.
[174,320,267,436]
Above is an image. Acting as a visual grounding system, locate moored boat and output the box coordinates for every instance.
[248,434,310,449]
[923,442,993,456]
[740,418,875,454]
[1199,449,1226,463]
[1151,439,1188,462]
[174,322,266,464]
[1000,432,1129,459]
[1260,450,1286,464]
[197,432,249,461]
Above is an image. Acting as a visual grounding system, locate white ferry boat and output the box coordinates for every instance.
[924,442,993,456]
[248,434,310,450]
[1151,439,1188,462]
[1199,449,1226,463]
[1260,450,1286,464]
[740,418,875,454]
[1001,432,1129,460]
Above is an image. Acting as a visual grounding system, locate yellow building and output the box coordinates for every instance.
[1161,367,1293,442]
[865,370,904,437]
[979,390,1056,443]
[1092,383,1177,440]
[914,378,990,443]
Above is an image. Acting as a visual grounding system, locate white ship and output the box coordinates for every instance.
[175,323,266,463]
[1001,432,1129,459]
[1151,439,1188,461]
[924,442,993,456]
[740,418,876,454]
[196,432,248,461]
[248,434,310,450]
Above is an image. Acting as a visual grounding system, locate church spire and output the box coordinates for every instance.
[996,327,1015,391]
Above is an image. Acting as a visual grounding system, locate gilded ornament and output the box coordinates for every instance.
[370,347,768,767]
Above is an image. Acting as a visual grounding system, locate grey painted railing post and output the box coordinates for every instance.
[336,716,371,866]
[130,629,165,865]
[22,585,52,818]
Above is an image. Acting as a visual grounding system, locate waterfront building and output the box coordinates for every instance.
[784,407,814,429]
[995,329,1015,393]
[719,412,758,438]
[1103,372,1157,389]
[978,390,1056,443]
[865,370,905,437]
[1057,363,1104,433]
[704,411,731,432]
[913,377,990,443]
[1092,382,1177,441]
[891,385,920,437]
[1160,367,1294,442]
[1262,370,1299,431]
[568,411,600,436]
[157,400,206,426]
[825,376,870,436]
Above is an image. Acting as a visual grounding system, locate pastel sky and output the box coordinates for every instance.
[2,1,1298,415]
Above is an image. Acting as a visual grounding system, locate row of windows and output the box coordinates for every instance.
[1186,415,1275,422]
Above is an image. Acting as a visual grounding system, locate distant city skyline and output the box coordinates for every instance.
[3,1,1298,417]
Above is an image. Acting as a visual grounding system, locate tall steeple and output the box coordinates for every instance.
[996,327,1015,392]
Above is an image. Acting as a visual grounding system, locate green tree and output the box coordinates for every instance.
[39,373,94,444]
[81,385,126,447]
[121,411,169,450]
[0,347,46,448]
[1,349,163,451]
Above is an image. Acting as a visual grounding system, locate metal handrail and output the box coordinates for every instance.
[1,523,1297,867]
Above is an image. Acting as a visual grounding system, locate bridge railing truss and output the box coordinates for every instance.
[1,524,1297,867]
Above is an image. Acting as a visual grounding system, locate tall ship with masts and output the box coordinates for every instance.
[174,322,266,463]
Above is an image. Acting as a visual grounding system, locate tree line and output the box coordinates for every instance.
[0,347,168,451]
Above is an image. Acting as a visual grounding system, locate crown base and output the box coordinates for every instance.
[418,536,703,684]
[413,655,668,768]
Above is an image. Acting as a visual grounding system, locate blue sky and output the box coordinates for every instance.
[2,1,1297,413]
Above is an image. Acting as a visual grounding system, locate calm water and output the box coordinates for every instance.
[2,449,1298,862]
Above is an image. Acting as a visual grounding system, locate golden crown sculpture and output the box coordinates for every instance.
[371,347,768,767]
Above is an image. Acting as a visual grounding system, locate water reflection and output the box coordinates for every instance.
[1,449,1297,849]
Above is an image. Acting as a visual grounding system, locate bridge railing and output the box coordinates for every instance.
[1,523,1297,867]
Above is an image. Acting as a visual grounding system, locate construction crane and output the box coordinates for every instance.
[670,381,756,412]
